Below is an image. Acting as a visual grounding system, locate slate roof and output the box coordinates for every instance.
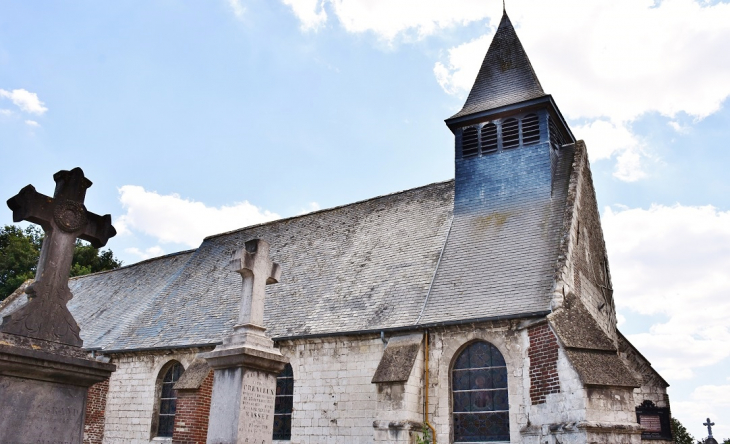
[450,11,546,119]
[0,160,574,351]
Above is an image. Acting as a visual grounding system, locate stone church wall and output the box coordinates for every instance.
[554,142,617,342]
[275,333,418,444]
[569,144,618,341]
[95,318,650,443]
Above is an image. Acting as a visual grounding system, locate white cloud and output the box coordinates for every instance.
[0,109,13,116]
[433,0,730,181]
[283,0,492,41]
[125,246,166,261]
[0,88,48,115]
[116,185,280,248]
[227,0,246,19]
[668,120,691,134]
[298,201,321,215]
[24,120,40,127]
[282,0,328,30]
[672,384,730,439]
[602,204,730,380]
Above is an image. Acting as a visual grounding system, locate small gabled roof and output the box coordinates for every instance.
[451,11,546,119]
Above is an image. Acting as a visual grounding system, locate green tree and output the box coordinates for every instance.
[672,417,696,444]
[0,225,122,301]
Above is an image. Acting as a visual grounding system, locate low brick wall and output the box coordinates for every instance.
[172,370,214,443]
[84,379,109,444]
[528,323,560,405]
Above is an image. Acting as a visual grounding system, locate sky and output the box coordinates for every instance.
[1,0,729,438]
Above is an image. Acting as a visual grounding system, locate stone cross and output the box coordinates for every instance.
[704,418,715,438]
[227,238,281,332]
[2,168,116,346]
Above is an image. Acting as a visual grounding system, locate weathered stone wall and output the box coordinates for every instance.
[102,349,206,443]
[276,334,396,444]
[569,144,617,340]
[84,379,109,444]
[553,142,617,341]
[96,319,649,444]
[172,369,214,444]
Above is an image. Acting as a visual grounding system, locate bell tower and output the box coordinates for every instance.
[444,10,575,213]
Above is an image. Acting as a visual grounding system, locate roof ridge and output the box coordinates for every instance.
[70,248,198,280]
[203,179,455,242]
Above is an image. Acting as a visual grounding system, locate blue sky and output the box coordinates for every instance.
[1,0,729,438]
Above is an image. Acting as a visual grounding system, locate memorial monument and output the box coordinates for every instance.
[0,167,116,442]
[201,238,289,444]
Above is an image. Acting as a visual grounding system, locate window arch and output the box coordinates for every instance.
[153,361,184,438]
[452,341,509,443]
[273,363,294,440]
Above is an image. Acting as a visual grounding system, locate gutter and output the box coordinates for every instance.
[94,311,551,354]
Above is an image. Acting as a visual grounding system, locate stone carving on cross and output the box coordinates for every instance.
[2,168,116,347]
[226,238,281,346]
[704,418,715,438]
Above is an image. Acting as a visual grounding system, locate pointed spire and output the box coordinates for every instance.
[451,11,546,119]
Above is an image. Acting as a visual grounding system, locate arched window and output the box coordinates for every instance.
[452,341,509,443]
[480,123,498,153]
[154,361,184,438]
[501,118,519,149]
[273,363,294,440]
[462,127,479,157]
[521,114,540,145]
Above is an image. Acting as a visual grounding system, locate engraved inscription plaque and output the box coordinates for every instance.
[238,370,277,444]
[0,375,87,443]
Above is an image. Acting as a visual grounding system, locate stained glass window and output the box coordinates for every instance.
[273,363,294,440]
[157,362,184,438]
[452,342,510,442]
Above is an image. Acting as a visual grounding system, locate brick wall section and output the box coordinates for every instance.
[528,323,560,405]
[84,379,109,444]
[172,369,214,444]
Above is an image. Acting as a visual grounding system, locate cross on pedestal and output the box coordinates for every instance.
[704,418,715,438]
[2,168,116,346]
[226,239,281,342]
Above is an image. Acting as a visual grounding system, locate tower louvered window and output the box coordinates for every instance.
[549,117,565,150]
[462,127,479,157]
[501,118,519,149]
[452,341,510,442]
[480,123,498,153]
[521,114,540,145]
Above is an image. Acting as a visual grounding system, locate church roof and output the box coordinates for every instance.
[1,145,574,351]
[450,11,546,119]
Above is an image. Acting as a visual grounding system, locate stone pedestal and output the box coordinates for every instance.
[0,332,115,442]
[201,329,288,444]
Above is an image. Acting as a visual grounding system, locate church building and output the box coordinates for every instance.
[0,10,672,444]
